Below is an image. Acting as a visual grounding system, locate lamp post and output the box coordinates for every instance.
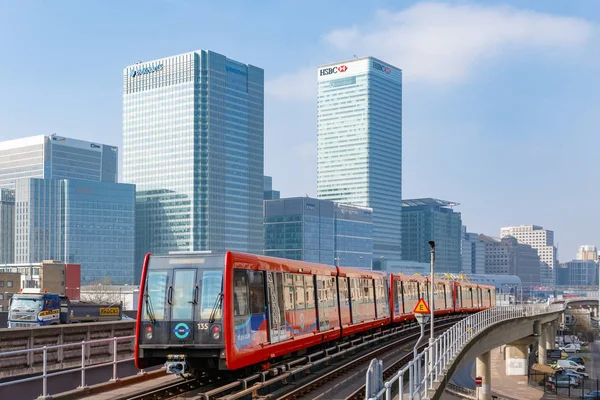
[428,241,435,343]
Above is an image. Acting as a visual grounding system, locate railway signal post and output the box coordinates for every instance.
[413,298,431,399]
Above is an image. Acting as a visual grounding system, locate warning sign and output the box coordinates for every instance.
[413,298,431,314]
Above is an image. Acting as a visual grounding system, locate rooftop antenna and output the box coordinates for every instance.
[353,54,358,59]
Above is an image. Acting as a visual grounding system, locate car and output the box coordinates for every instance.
[582,390,600,399]
[567,356,586,366]
[560,344,580,353]
[555,369,585,383]
[548,375,578,388]
[556,359,586,372]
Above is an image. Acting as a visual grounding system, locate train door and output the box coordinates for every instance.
[266,271,287,343]
[168,268,198,344]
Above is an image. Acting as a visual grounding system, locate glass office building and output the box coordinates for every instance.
[401,198,462,273]
[317,57,402,263]
[14,178,135,284]
[0,188,15,264]
[264,197,373,269]
[123,50,264,278]
[0,134,118,189]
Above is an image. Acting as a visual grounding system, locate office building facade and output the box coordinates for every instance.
[401,199,462,273]
[264,175,280,200]
[461,226,485,274]
[577,245,598,261]
[479,235,541,287]
[556,260,599,287]
[264,197,373,269]
[317,57,402,262]
[14,178,135,284]
[0,188,15,263]
[123,50,264,278]
[500,225,557,286]
[0,134,117,189]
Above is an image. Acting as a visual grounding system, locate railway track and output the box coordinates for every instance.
[85,315,464,400]
[272,319,459,400]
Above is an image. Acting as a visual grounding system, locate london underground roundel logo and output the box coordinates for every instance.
[174,323,191,339]
[338,65,348,72]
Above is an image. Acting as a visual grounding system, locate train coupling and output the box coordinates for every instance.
[165,354,187,375]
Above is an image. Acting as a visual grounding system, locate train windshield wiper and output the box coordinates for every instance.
[209,292,223,323]
[145,290,156,324]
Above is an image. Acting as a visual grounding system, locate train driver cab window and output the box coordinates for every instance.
[233,270,249,317]
[248,271,265,315]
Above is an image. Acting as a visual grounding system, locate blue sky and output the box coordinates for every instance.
[0,0,598,260]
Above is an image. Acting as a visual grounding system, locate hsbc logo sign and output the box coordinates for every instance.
[319,65,348,76]
[373,61,391,74]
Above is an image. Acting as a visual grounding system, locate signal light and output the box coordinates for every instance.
[212,325,221,340]
[145,326,153,339]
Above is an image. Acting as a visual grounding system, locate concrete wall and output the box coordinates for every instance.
[0,320,135,379]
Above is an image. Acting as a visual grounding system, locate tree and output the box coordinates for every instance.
[80,277,122,305]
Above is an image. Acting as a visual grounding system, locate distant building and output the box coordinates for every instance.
[0,272,20,311]
[264,197,373,269]
[80,284,139,310]
[0,188,14,264]
[461,226,485,274]
[14,178,135,285]
[264,175,280,200]
[0,134,134,284]
[479,235,541,288]
[0,134,118,190]
[401,198,462,273]
[500,225,557,287]
[557,260,598,287]
[0,261,81,300]
[379,260,430,275]
[577,245,598,261]
[317,57,402,263]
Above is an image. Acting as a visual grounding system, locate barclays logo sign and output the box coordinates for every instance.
[226,65,247,77]
[130,64,164,78]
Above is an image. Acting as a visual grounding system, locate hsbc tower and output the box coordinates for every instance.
[317,57,402,267]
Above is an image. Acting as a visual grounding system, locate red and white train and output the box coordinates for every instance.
[135,252,495,376]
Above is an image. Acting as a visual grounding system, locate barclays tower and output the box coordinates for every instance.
[123,50,264,279]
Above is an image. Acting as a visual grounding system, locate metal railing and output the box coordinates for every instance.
[366,303,565,400]
[0,335,136,399]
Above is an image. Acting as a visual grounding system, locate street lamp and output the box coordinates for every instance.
[428,241,435,343]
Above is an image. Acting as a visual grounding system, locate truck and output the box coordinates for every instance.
[7,289,123,328]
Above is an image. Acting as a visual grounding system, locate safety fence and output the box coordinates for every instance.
[528,370,600,399]
[365,303,565,400]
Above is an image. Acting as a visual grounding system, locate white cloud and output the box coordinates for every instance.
[265,67,315,101]
[267,2,593,100]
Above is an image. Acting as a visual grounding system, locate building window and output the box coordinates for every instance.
[7,281,13,288]
[0,281,3,287]
[0,294,3,300]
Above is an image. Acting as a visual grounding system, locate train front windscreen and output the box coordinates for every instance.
[139,254,226,348]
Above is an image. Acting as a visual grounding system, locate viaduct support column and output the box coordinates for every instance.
[537,323,547,365]
[476,351,491,400]
[505,338,534,375]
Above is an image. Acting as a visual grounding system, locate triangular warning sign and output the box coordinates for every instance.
[413,298,431,314]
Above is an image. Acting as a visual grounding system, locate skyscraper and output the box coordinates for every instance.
[500,225,557,286]
[461,226,485,274]
[317,57,402,263]
[576,245,598,261]
[123,50,264,277]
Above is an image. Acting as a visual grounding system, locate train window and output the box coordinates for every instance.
[248,271,265,315]
[283,274,295,311]
[233,270,249,317]
[200,270,223,320]
[375,279,389,318]
[172,269,196,320]
[143,270,168,321]
[304,275,315,309]
[445,284,453,309]
[295,275,306,310]
[338,277,349,309]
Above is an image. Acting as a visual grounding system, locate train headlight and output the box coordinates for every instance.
[145,326,153,339]
[212,325,221,340]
